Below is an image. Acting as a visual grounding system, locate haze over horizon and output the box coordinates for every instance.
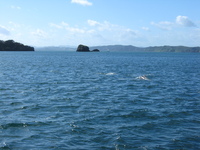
[0,0,200,47]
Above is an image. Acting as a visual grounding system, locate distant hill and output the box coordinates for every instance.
[91,45,144,52]
[1,40,199,52]
[34,45,200,53]
[91,45,200,52]
[0,40,34,51]
[144,45,200,53]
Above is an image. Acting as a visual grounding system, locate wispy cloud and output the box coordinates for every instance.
[151,21,174,30]
[66,26,85,33]
[71,0,92,6]
[31,29,47,38]
[151,16,196,31]
[87,20,119,31]
[176,16,196,27]
[87,19,140,44]
[49,23,63,29]
[141,27,150,31]
[87,20,100,26]
[49,20,140,46]
[11,5,21,10]
[50,22,85,33]
[0,25,11,35]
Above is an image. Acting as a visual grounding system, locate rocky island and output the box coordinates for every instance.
[0,40,34,51]
[76,44,100,52]
[91,45,200,53]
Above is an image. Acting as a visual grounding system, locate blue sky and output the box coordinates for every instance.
[0,0,200,47]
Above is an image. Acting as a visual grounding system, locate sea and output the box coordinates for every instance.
[0,51,200,150]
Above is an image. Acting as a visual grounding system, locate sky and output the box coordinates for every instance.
[0,0,200,47]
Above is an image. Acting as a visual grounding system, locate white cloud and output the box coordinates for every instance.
[151,21,174,30]
[118,28,140,43]
[61,22,69,27]
[71,0,92,6]
[66,26,85,33]
[87,20,141,45]
[87,20,100,26]
[151,16,196,31]
[49,23,63,29]
[141,27,150,31]
[11,5,21,10]
[87,20,118,31]
[31,29,47,38]
[48,20,141,46]
[0,25,11,35]
[125,29,137,36]
[50,22,85,33]
[9,22,21,28]
[176,16,196,27]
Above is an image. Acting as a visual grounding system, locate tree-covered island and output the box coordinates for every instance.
[90,45,200,53]
[0,40,34,51]
[76,44,100,52]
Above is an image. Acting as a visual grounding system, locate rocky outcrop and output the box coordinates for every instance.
[91,49,100,52]
[76,44,100,52]
[0,40,34,51]
[76,44,90,52]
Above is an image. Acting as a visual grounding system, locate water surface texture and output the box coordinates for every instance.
[0,52,200,149]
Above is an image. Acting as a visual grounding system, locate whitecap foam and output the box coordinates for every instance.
[105,72,116,75]
[136,75,150,80]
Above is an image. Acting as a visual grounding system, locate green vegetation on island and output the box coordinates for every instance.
[35,44,200,53]
[144,45,200,53]
[91,45,200,53]
[76,44,100,52]
[0,40,34,51]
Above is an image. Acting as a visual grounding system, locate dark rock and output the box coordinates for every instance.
[0,40,34,51]
[91,49,100,52]
[76,44,90,52]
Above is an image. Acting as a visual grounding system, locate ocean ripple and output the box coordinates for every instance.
[0,52,200,149]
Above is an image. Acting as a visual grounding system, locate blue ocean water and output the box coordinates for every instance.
[0,51,200,150]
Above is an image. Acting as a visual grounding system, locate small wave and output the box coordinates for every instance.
[136,75,150,80]
[0,142,10,149]
[99,72,116,76]
[105,72,116,75]
[1,122,27,129]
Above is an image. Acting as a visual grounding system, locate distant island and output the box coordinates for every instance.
[91,45,200,53]
[0,40,34,51]
[76,44,100,52]
[35,44,200,53]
